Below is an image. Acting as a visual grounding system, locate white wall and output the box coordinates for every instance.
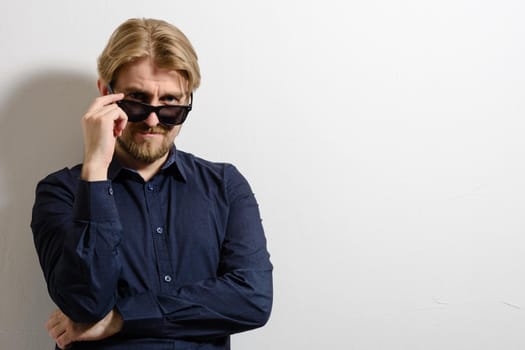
[1,1,525,349]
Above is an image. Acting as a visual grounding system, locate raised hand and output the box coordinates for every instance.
[80,93,126,181]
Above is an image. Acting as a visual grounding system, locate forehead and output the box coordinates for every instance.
[115,57,187,93]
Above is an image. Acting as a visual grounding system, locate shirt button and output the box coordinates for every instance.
[108,187,114,195]
[147,184,154,191]
[164,275,172,283]
[156,227,163,234]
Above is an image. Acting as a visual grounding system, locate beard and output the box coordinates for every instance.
[117,123,174,163]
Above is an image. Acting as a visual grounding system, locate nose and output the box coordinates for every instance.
[143,111,160,126]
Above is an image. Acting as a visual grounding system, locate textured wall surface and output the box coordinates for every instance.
[1,1,525,349]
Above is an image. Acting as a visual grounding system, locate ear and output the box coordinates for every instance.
[97,79,108,96]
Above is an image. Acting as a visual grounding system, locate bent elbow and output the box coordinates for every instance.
[247,280,273,329]
[250,309,271,330]
[253,295,273,328]
[51,286,115,323]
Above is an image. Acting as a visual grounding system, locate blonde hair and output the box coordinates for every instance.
[98,18,200,93]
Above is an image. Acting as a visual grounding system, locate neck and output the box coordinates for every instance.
[115,145,169,182]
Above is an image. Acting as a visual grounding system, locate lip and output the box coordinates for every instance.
[140,131,163,135]
[135,131,164,140]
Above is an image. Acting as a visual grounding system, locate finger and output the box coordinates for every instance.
[103,104,128,122]
[48,323,66,340]
[45,309,63,331]
[56,331,73,350]
[99,104,128,136]
[85,93,125,113]
[98,92,125,103]
[114,115,128,137]
[83,106,128,141]
[85,102,122,120]
[46,310,68,340]
[85,103,128,125]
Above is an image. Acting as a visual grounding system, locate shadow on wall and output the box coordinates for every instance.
[0,70,97,349]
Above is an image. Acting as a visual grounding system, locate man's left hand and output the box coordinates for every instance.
[46,308,123,349]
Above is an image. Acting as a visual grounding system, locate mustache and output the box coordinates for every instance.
[128,122,171,134]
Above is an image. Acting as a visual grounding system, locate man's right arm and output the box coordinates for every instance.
[31,172,123,323]
[31,92,127,323]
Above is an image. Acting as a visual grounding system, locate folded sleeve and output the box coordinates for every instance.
[31,170,123,322]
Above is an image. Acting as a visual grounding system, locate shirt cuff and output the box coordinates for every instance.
[73,180,119,222]
[116,292,165,335]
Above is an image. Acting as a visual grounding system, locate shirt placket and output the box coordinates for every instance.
[144,178,174,292]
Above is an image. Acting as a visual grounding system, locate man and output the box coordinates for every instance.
[31,18,272,349]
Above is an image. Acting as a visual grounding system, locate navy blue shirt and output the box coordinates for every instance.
[31,147,273,349]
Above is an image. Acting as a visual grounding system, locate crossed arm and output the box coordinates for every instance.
[32,166,272,347]
[46,308,123,349]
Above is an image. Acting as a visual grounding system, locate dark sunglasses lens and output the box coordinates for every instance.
[157,107,189,125]
[117,100,190,125]
[117,100,148,122]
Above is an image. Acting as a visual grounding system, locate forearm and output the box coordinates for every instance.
[32,174,123,322]
[48,221,121,322]
[116,268,273,340]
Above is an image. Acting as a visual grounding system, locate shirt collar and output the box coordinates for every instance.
[108,145,187,182]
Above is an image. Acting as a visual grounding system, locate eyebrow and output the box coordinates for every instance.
[121,87,185,100]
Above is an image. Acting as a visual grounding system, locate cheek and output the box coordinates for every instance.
[170,125,182,139]
[122,124,138,139]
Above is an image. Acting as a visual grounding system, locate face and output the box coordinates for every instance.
[109,57,190,164]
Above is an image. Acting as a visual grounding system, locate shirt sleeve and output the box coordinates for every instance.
[31,170,122,323]
[115,165,273,340]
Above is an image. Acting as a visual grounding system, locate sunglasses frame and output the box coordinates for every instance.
[107,84,192,126]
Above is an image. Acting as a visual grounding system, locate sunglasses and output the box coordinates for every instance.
[108,85,192,126]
